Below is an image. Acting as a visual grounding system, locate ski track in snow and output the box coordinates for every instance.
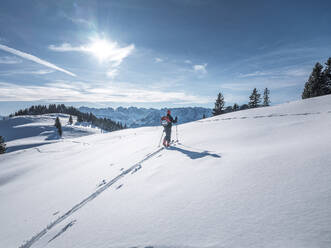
[19,146,165,248]
[47,220,76,243]
[198,110,331,123]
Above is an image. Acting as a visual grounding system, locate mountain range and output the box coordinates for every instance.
[79,106,212,127]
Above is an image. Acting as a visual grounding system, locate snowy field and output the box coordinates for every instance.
[1,95,331,248]
[0,114,102,153]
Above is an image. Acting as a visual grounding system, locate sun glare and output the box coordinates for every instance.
[87,38,115,62]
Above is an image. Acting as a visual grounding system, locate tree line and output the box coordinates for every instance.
[1,104,124,154]
[212,88,270,116]
[212,56,331,117]
[10,104,125,132]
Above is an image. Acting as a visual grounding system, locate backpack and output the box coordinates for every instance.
[161,116,170,127]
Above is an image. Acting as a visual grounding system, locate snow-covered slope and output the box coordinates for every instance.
[0,114,102,153]
[1,95,331,248]
[79,106,212,127]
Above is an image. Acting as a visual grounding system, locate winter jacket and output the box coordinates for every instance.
[166,113,177,127]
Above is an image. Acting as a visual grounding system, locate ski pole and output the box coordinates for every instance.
[176,124,178,142]
[158,129,165,147]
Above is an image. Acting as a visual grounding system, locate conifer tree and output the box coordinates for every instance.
[0,136,6,154]
[77,115,83,122]
[233,103,239,111]
[54,117,62,137]
[263,88,270,106]
[202,114,206,119]
[240,104,249,110]
[302,81,311,99]
[322,57,331,95]
[68,115,73,125]
[248,88,261,108]
[302,63,324,99]
[212,92,225,116]
[225,106,233,113]
[310,62,324,97]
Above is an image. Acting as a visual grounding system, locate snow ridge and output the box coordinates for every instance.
[198,110,330,123]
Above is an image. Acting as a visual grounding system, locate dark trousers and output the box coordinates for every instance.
[164,125,172,142]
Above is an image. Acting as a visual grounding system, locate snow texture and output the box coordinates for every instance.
[1,95,331,248]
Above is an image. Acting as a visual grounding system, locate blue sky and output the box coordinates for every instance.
[0,0,330,115]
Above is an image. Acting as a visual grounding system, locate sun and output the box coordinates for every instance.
[86,38,115,62]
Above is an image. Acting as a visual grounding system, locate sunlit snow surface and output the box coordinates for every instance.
[0,114,102,153]
[1,95,331,248]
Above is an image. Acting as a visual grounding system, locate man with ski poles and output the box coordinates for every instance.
[161,110,178,147]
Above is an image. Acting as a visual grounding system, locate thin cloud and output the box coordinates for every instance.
[0,69,54,76]
[239,71,270,78]
[61,12,95,28]
[68,17,94,27]
[221,79,301,91]
[185,60,192,64]
[193,63,207,74]
[30,69,54,75]
[238,67,310,79]
[0,44,76,77]
[284,68,310,77]
[155,57,163,63]
[0,56,22,64]
[48,43,82,52]
[0,81,209,104]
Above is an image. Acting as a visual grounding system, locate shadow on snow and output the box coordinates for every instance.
[6,142,52,153]
[168,146,221,159]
